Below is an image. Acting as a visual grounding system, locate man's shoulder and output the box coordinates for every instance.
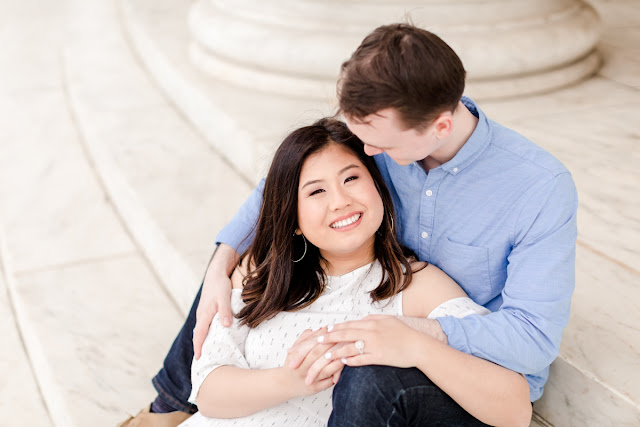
[486,119,569,178]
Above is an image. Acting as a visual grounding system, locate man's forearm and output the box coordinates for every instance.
[205,243,240,280]
[398,316,448,345]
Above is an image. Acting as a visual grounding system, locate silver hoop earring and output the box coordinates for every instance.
[293,233,307,263]
[390,213,394,232]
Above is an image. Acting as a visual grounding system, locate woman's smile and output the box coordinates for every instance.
[329,212,363,230]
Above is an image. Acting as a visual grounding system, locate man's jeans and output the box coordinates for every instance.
[329,365,490,427]
[153,287,491,424]
[151,285,202,414]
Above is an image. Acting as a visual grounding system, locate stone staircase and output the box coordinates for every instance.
[0,0,638,426]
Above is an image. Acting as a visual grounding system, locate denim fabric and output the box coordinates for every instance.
[329,365,490,427]
[151,285,202,414]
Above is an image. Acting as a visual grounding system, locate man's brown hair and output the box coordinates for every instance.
[338,23,466,131]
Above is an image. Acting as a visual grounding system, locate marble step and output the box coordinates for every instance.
[0,85,184,425]
[120,0,640,425]
[62,0,255,315]
[0,0,186,423]
[0,247,52,426]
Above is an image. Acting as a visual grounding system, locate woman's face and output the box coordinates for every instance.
[297,143,384,263]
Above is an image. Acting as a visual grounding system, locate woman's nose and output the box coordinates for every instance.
[330,187,352,210]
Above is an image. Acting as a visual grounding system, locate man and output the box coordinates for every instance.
[121,23,577,426]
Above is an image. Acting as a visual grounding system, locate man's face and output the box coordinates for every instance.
[344,108,443,165]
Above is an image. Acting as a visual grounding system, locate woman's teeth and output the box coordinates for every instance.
[330,213,361,229]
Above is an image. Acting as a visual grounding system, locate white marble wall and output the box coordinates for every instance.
[188,0,602,100]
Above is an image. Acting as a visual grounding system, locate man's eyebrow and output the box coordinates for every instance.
[300,164,361,189]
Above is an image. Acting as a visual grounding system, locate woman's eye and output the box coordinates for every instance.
[345,176,359,183]
[310,188,325,196]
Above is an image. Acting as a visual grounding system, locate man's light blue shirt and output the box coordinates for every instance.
[215,97,578,401]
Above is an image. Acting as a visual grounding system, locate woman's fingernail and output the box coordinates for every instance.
[324,352,332,359]
[327,324,334,332]
[341,358,348,364]
[224,317,231,325]
[317,335,325,343]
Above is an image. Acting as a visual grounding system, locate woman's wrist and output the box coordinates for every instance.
[273,367,300,400]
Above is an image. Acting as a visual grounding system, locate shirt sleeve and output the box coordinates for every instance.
[427,297,491,319]
[189,290,251,404]
[437,172,578,375]
[214,178,265,254]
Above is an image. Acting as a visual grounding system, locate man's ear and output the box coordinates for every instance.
[433,112,453,139]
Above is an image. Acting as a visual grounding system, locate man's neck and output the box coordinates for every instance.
[418,101,479,172]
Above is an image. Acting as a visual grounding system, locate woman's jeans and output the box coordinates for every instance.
[153,285,489,424]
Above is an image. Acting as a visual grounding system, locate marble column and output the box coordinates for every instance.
[187,0,602,100]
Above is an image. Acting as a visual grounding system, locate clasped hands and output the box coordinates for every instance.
[282,315,443,396]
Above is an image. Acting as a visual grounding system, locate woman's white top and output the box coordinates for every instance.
[180,261,490,427]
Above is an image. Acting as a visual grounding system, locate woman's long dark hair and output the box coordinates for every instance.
[237,118,415,328]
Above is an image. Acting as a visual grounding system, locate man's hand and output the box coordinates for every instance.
[398,316,448,345]
[193,244,239,359]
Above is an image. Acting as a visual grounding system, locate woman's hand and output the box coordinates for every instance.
[304,315,426,383]
[282,327,345,397]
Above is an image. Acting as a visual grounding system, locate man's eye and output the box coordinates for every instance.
[310,189,325,196]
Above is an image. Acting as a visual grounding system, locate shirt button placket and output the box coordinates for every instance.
[419,171,440,260]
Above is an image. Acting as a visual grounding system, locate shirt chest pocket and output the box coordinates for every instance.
[437,237,493,304]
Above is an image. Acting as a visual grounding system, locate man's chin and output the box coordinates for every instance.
[391,158,414,166]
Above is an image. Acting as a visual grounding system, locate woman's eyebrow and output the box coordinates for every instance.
[338,164,360,174]
[301,178,323,190]
[300,164,360,190]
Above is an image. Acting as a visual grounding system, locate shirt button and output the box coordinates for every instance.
[453,167,459,173]
[421,232,429,239]
[425,189,433,197]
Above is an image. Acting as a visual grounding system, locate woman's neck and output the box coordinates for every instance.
[321,244,376,276]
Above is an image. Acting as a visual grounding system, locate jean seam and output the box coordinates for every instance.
[152,377,198,414]
[386,388,407,426]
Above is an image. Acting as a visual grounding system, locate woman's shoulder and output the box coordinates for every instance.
[402,261,468,318]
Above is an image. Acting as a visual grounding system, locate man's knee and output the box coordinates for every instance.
[332,366,432,417]
[331,365,454,426]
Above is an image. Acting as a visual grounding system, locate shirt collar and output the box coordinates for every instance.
[439,96,492,175]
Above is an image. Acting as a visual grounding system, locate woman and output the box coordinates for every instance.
[180,119,532,427]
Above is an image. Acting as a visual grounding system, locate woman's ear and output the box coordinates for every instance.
[294,228,302,236]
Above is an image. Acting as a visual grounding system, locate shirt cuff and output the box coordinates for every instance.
[436,315,472,355]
